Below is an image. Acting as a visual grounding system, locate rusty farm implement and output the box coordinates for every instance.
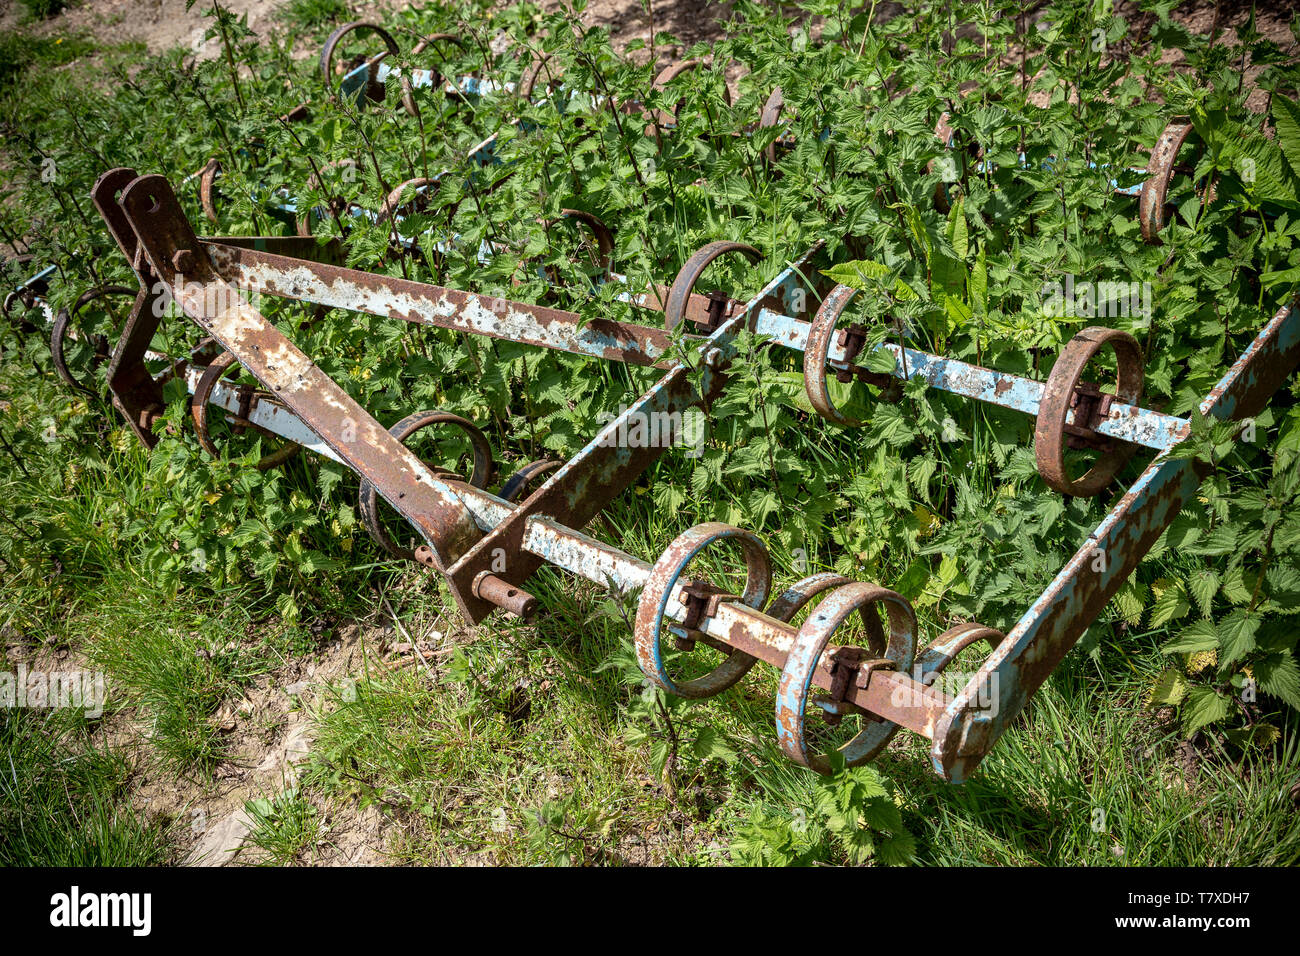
[6,21,1298,784]
[70,151,1299,782]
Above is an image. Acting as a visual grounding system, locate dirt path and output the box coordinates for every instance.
[3,1,1294,104]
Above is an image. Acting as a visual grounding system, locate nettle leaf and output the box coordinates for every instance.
[865,345,900,374]
[865,404,916,447]
[1270,94,1300,178]
[946,195,969,260]
[1188,569,1220,617]
[1162,618,1219,654]
[690,726,738,763]
[875,830,918,867]
[1220,565,1255,605]
[1148,578,1191,628]
[1255,654,1300,709]
[822,259,892,288]
[1114,578,1149,626]
[1186,524,1238,556]
[1182,685,1233,736]
[1217,609,1261,666]
[1224,723,1282,750]
[1265,564,1300,609]
[1146,668,1188,708]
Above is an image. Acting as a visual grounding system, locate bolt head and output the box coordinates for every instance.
[172,249,195,273]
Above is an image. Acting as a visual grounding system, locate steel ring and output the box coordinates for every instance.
[1034,327,1144,497]
[191,352,302,471]
[634,522,771,698]
[197,158,222,224]
[663,240,763,332]
[758,86,784,166]
[793,620,1004,775]
[775,582,917,773]
[804,283,878,428]
[1139,119,1193,244]
[321,20,400,100]
[767,571,887,655]
[498,458,562,503]
[50,285,137,395]
[358,410,494,561]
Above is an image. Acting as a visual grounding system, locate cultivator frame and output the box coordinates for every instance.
[8,20,1300,783]
[83,156,1300,783]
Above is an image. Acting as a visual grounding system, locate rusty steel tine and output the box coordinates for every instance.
[775,582,917,773]
[758,86,784,166]
[114,173,485,584]
[198,158,223,224]
[498,459,562,503]
[633,523,771,698]
[663,241,764,332]
[647,58,705,129]
[50,285,138,396]
[767,571,886,657]
[1034,327,1145,497]
[518,50,561,101]
[545,209,615,279]
[375,177,441,226]
[358,410,494,561]
[1139,119,1193,244]
[191,351,303,471]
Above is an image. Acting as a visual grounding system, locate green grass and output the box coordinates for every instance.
[294,546,1300,866]
[0,707,169,866]
[17,0,70,23]
[303,588,698,866]
[84,590,270,772]
[244,789,323,864]
[279,0,352,31]
[0,30,95,91]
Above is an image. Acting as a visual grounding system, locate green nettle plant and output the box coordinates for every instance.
[1145,406,1300,743]
[2,0,1299,864]
[730,755,917,866]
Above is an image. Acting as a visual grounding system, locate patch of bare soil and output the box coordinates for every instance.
[146,622,373,866]
[0,619,400,866]
[0,0,284,57]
